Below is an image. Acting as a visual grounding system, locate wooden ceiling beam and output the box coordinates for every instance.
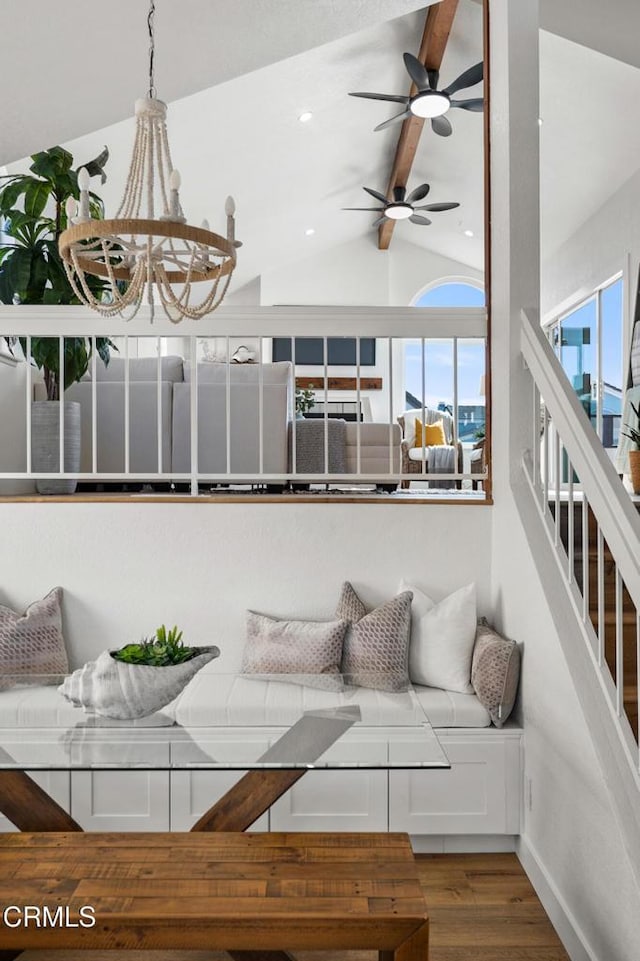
[378,0,459,250]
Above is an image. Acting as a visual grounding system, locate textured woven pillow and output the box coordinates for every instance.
[471,618,520,727]
[0,587,68,680]
[242,611,347,691]
[336,582,412,692]
[400,580,476,694]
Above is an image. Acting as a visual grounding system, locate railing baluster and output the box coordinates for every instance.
[421,338,427,476]
[615,567,624,717]
[291,337,297,480]
[189,335,198,496]
[453,336,459,483]
[258,338,264,481]
[582,494,590,623]
[568,457,574,584]
[355,336,361,476]
[124,336,130,476]
[597,525,605,667]
[156,337,162,474]
[25,335,32,475]
[91,336,97,475]
[388,336,393,475]
[532,380,539,490]
[59,336,64,478]
[554,429,561,546]
[323,335,328,480]
[543,405,550,514]
[225,336,231,477]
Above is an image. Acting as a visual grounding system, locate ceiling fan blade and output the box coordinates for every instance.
[372,216,387,228]
[418,202,460,212]
[374,109,410,132]
[363,186,388,204]
[406,183,431,204]
[431,114,452,137]
[403,52,430,90]
[349,91,410,104]
[393,185,406,203]
[427,69,440,91]
[450,97,484,112]
[409,215,432,225]
[342,207,384,211]
[443,61,484,96]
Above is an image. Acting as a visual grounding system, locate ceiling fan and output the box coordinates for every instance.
[344,183,459,227]
[350,53,483,137]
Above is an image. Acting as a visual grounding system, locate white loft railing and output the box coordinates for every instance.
[520,306,640,875]
[0,305,488,497]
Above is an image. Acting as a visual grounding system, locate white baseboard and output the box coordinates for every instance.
[411,834,517,853]
[517,834,598,961]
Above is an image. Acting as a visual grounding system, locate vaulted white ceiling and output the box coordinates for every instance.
[2,0,640,293]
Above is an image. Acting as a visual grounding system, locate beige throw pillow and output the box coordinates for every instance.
[242,611,347,690]
[471,618,520,727]
[0,587,69,679]
[336,582,412,692]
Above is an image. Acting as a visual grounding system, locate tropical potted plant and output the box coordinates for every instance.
[0,145,116,494]
[622,400,640,494]
[59,625,220,720]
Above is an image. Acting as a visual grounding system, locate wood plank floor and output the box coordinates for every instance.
[18,853,569,961]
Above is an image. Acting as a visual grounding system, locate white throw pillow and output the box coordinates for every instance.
[399,581,476,694]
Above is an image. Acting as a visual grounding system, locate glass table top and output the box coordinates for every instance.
[0,673,450,771]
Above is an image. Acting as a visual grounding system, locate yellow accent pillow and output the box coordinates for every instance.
[414,418,447,447]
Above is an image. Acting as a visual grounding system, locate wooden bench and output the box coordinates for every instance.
[0,831,429,959]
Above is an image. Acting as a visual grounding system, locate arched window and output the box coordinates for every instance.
[412,280,485,308]
[404,279,486,444]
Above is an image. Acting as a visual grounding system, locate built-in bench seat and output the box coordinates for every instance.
[0,676,520,847]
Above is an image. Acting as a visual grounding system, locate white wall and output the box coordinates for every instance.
[0,502,491,671]
[491,2,640,959]
[541,164,640,322]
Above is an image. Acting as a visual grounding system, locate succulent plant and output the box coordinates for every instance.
[111,624,199,666]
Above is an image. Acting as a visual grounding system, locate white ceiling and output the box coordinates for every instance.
[3,0,640,292]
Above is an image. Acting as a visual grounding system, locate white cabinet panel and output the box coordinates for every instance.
[170,771,269,831]
[389,734,521,835]
[71,771,169,831]
[270,740,388,831]
[0,772,70,832]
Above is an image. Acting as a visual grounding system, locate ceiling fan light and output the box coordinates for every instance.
[409,91,450,119]
[385,203,413,221]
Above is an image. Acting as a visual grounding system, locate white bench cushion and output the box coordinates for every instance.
[173,674,490,728]
[0,678,490,730]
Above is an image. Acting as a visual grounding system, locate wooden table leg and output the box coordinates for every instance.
[0,952,23,961]
[192,769,305,831]
[0,771,82,832]
[393,922,429,961]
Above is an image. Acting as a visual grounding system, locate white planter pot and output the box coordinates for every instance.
[31,400,81,495]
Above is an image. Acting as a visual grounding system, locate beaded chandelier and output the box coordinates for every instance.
[58,0,239,322]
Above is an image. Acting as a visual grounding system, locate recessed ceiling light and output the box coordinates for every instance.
[305,228,315,236]
[464,229,474,237]
[298,112,313,123]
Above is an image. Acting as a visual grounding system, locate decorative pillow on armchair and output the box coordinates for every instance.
[241,611,347,691]
[414,419,447,447]
[0,587,69,681]
[471,618,520,727]
[336,582,412,692]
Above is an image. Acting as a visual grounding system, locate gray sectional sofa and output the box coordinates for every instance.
[64,356,401,486]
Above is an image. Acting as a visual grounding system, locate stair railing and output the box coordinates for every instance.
[520,307,640,788]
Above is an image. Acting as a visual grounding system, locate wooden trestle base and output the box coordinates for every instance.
[0,832,429,955]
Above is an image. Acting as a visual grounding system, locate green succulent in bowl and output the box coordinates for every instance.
[111,625,199,666]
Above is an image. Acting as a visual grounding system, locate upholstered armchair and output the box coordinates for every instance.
[397,408,463,489]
